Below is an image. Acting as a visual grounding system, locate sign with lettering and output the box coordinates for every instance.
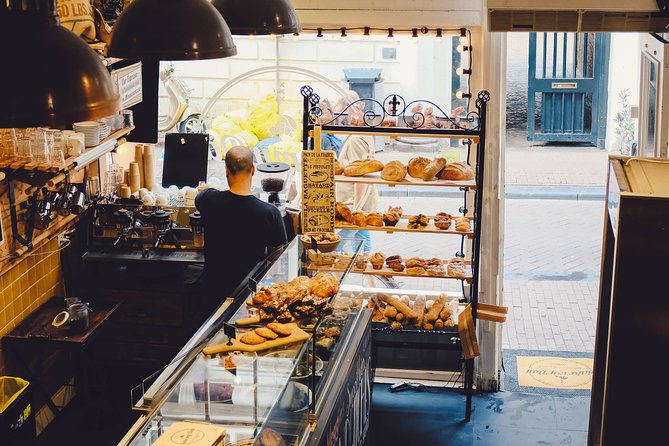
[111,62,143,109]
[302,126,335,233]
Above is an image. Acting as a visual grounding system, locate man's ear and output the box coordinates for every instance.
[251,165,256,175]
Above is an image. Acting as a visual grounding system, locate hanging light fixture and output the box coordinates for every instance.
[211,0,301,35]
[0,0,120,128]
[107,0,237,60]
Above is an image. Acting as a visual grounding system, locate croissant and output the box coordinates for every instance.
[351,211,367,227]
[381,160,407,181]
[335,202,353,222]
[366,212,384,227]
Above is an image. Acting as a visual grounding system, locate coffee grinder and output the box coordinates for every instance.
[253,162,291,214]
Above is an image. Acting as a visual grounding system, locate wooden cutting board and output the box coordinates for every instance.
[202,323,310,356]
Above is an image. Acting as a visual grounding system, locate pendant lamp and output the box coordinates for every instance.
[211,0,301,35]
[0,0,120,128]
[107,0,237,60]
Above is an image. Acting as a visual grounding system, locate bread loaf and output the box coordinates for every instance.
[407,157,430,179]
[421,157,446,181]
[334,158,345,175]
[343,159,384,177]
[439,162,475,181]
[381,160,407,181]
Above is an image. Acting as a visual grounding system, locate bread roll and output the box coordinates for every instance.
[381,160,407,181]
[334,158,345,175]
[439,162,475,181]
[421,157,447,181]
[407,157,430,179]
[343,159,384,177]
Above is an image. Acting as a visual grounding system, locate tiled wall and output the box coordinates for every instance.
[0,237,64,375]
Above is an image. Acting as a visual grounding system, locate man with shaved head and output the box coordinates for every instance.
[196,146,287,298]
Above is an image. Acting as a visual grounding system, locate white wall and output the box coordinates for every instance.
[160,35,454,128]
[605,33,641,152]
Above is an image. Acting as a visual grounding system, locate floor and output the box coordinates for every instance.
[370,384,589,446]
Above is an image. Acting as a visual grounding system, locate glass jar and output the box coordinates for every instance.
[68,303,90,333]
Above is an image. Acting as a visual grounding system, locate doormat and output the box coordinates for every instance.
[517,356,593,390]
[502,349,594,396]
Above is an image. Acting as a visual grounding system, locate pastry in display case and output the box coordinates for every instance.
[121,236,373,446]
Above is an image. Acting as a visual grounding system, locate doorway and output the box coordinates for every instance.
[527,32,611,147]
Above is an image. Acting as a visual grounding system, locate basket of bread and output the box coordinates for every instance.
[301,232,341,253]
[369,293,459,331]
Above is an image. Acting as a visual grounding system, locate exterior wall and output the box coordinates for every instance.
[160,35,455,128]
[506,33,530,129]
[605,33,640,152]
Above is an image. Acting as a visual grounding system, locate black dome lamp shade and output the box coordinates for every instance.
[211,0,301,35]
[107,0,237,60]
[0,0,120,128]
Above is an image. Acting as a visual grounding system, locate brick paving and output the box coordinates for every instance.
[505,129,609,186]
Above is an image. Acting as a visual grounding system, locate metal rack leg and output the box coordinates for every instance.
[465,358,474,422]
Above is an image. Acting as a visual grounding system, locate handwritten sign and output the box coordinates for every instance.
[111,62,143,109]
[302,126,335,233]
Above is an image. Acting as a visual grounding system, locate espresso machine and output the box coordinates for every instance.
[84,199,204,263]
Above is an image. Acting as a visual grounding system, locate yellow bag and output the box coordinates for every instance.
[0,376,29,414]
[244,94,281,140]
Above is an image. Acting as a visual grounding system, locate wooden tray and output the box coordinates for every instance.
[202,323,310,355]
[335,220,473,236]
[335,173,476,189]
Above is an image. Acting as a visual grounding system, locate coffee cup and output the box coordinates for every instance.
[67,133,85,156]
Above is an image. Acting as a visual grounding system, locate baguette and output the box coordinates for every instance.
[424,295,446,323]
[413,295,427,328]
[378,293,418,320]
[235,315,261,326]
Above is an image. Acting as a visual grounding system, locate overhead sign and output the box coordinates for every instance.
[301,126,335,233]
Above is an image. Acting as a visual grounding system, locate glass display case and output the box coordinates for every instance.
[119,236,373,446]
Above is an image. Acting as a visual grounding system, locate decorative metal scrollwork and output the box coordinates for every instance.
[301,85,484,131]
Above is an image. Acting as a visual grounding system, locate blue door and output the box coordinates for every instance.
[528,32,611,147]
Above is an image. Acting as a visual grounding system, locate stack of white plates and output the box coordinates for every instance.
[73,121,101,146]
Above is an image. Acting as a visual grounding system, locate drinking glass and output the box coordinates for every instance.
[16,134,33,163]
[33,128,51,165]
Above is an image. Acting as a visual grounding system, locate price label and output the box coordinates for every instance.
[302,126,335,233]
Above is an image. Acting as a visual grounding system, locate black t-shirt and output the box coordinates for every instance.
[195,189,287,294]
